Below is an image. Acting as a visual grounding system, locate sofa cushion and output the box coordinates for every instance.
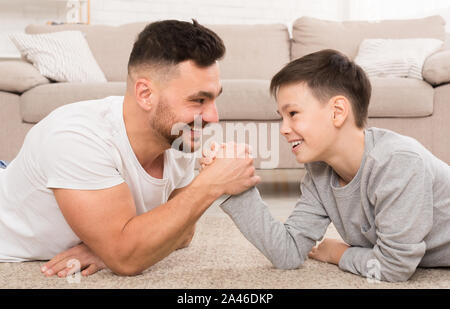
[26,23,147,82]
[354,38,443,80]
[20,82,126,123]
[11,31,107,83]
[207,24,290,79]
[423,50,450,86]
[0,60,49,93]
[292,15,446,60]
[216,79,279,120]
[368,78,434,117]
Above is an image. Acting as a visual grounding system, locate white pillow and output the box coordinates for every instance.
[354,38,443,80]
[10,31,107,83]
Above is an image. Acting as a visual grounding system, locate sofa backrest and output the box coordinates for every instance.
[207,24,290,79]
[291,15,446,60]
[25,22,291,82]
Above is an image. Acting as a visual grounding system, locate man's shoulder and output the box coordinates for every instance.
[40,96,123,139]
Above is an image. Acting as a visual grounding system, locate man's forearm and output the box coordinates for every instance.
[113,181,220,275]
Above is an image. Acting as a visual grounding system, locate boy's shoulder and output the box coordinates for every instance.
[366,127,429,164]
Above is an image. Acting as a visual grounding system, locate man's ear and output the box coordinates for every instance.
[135,78,155,112]
[330,96,350,128]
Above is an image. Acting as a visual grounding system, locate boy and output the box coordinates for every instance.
[205,49,450,282]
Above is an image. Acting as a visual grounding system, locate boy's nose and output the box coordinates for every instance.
[280,120,292,136]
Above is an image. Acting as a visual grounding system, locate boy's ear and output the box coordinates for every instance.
[330,96,350,128]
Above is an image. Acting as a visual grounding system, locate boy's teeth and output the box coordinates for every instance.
[292,140,303,147]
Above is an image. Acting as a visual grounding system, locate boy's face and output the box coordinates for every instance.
[276,82,336,164]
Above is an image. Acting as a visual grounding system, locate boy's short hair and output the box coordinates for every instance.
[128,19,225,74]
[270,49,371,128]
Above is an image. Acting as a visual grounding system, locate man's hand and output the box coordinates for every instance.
[195,141,260,196]
[308,238,350,265]
[200,141,221,170]
[41,243,106,277]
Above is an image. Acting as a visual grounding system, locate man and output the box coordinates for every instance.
[0,20,260,277]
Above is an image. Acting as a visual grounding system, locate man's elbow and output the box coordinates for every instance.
[110,262,143,277]
[101,244,146,276]
[106,255,146,276]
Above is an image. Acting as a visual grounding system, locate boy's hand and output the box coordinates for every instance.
[41,243,106,277]
[200,141,253,171]
[308,238,350,265]
[200,141,222,171]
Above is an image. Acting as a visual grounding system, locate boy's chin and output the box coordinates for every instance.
[294,153,315,164]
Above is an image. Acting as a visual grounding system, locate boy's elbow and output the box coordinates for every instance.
[271,256,305,270]
[381,270,414,283]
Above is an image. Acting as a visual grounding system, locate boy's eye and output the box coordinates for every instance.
[289,111,297,117]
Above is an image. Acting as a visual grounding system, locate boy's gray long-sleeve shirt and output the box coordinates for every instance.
[220,127,450,282]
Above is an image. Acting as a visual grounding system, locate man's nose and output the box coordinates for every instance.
[202,102,219,123]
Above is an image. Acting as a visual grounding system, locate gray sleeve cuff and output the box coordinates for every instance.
[338,246,373,275]
[338,246,418,283]
[219,187,259,217]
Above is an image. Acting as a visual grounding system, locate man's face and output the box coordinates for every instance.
[276,82,336,164]
[150,60,222,152]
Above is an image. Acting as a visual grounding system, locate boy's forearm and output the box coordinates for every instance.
[114,180,221,275]
[220,187,313,269]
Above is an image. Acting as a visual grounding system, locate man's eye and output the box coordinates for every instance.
[193,98,205,104]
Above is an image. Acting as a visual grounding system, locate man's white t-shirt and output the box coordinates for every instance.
[0,96,195,261]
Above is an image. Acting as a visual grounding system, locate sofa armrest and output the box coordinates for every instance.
[0,60,49,94]
[423,50,450,86]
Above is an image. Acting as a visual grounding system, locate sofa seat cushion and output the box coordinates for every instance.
[216,79,279,120]
[19,78,433,125]
[20,82,125,123]
[368,78,434,117]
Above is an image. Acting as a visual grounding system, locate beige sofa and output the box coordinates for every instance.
[1,15,450,168]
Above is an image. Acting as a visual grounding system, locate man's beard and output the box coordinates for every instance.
[150,98,204,153]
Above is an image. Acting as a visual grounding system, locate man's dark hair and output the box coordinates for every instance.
[270,49,371,128]
[128,19,225,74]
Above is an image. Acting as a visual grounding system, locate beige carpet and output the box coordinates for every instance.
[1,212,449,289]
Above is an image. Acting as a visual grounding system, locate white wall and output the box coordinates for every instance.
[1,0,450,59]
[89,0,344,25]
